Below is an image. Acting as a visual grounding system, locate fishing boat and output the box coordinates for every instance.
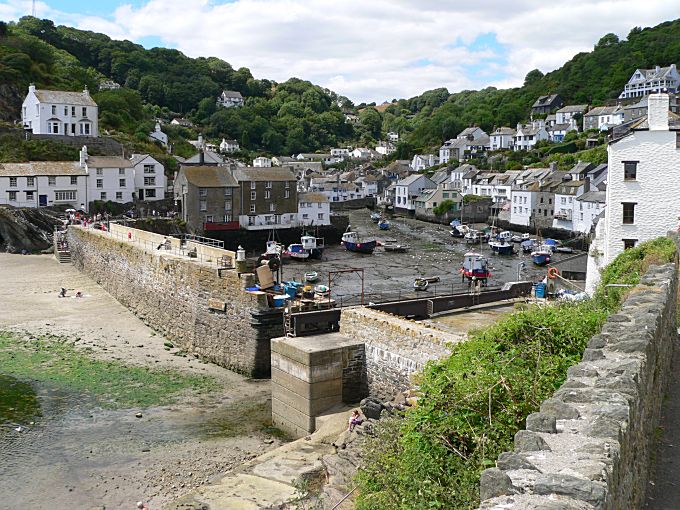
[304,271,319,283]
[378,218,390,230]
[464,230,481,243]
[285,235,325,261]
[496,231,513,242]
[370,212,381,222]
[413,276,440,291]
[531,244,553,266]
[384,242,409,253]
[543,238,559,252]
[341,225,377,254]
[489,240,514,255]
[460,252,491,284]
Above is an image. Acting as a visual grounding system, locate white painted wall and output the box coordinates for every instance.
[510,190,535,226]
[0,174,87,209]
[131,155,166,201]
[21,85,98,136]
[297,201,331,225]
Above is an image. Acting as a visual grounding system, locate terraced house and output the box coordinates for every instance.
[233,167,298,230]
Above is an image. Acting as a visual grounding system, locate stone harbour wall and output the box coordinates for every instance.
[340,307,458,400]
[478,263,678,510]
[68,226,281,377]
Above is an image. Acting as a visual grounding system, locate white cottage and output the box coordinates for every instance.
[22,84,98,137]
[0,161,87,209]
[297,192,331,226]
[394,174,436,212]
[130,154,167,201]
[148,122,168,146]
[80,147,135,203]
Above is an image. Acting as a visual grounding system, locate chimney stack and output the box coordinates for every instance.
[28,83,35,94]
[648,93,670,131]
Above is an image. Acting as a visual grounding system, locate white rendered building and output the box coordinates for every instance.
[22,84,98,137]
[0,161,87,209]
[297,192,331,226]
[130,154,167,201]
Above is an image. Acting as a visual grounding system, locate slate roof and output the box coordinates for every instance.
[220,90,244,99]
[129,154,157,166]
[458,126,483,137]
[557,104,588,114]
[33,89,97,106]
[185,151,224,164]
[233,167,297,182]
[397,173,433,186]
[299,192,329,203]
[532,94,561,108]
[576,191,606,203]
[585,106,620,117]
[87,156,133,168]
[181,166,238,188]
[492,127,516,135]
[0,161,85,176]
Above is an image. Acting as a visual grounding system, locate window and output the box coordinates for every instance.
[224,200,232,211]
[80,123,90,135]
[26,191,34,200]
[623,239,637,250]
[119,168,125,175]
[265,181,272,189]
[145,189,156,198]
[224,188,232,197]
[250,181,256,189]
[71,106,76,117]
[285,190,290,198]
[561,197,566,205]
[71,124,76,135]
[270,202,276,212]
[200,200,207,212]
[580,213,584,220]
[264,190,271,199]
[82,107,87,117]
[8,191,16,201]
[100,192,107,200]
[623,161,638,181]
[63,106,68,116]
[9,177,17,187]
[622,202,636,224]
[206,215,213,223]
[249,204,256,213]
[318,213,324,220]
[96,168,103,175]
[285,181,290,189]
[548,198,552,205]
[144,177,156,186]
[302,213,309,219]
[116,192,123,200]
[143,165,154,174]
[250,191,256,200]
[48,176,56,186]
[119,179,126,188]
[223,214,232,223]
[35,104,39,116]
[540,197,544,203]
[96,179,103,188]
[199,188,207,197]
[22,106,26,118]
[51,105,56,115]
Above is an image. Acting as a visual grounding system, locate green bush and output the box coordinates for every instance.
[433,199,457,216]
[356,237,676,510]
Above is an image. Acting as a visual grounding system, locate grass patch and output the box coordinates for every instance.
[0,332,221,409]
[355,237,677,510]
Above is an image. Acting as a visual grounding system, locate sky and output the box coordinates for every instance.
[1,0,678,103]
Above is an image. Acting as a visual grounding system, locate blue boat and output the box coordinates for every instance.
[489,240,514,255]
[341,226,377,254]
[544,238,559,252]
[378,219,390,230]
[531,244,553,266]
[521,239,536,253]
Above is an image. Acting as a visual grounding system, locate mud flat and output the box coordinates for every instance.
[0,253,281,510]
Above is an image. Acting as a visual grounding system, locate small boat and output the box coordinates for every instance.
[286,243,310,261]
[464,231,481,243]
[341,226,377,254]
[489,240,514,255]
[511,235,522,243]
[450,224,469,238]
[544,238,559,252]
[521,239,537,254]
[531,244,553,266]
[460,252,491,284]
[378,219,390,230]
[413,276,440,291]
[314,284,331,297]
[384,243,409,253]
[304,271,319,283]
[370,212,381,222]
[496,231,513,242]
[555,246,574,254]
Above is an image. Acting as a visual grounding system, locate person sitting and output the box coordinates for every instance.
[75,291,83,298]
[348,409,363,431]
[59,287,67,298]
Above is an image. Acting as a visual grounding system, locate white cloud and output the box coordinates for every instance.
[2,0,679,102]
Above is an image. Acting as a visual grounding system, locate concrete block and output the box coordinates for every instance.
[272,381,340,416]
[271,352,343,383]
[271,367,342,400]
[272,397,315,434]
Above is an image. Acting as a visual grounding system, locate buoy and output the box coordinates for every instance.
[548,267,559,279]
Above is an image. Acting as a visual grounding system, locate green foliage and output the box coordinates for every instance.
[463,194,484,203]
[432,199,457,216]
[544,141,577,156]
[356,238,677,510]
[0,132,79,162]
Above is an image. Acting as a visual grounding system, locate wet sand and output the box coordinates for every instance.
[0,253,279,510]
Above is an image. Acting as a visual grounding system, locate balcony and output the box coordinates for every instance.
[553,210,572,221]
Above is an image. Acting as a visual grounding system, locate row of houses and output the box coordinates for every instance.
[0,147,167,209]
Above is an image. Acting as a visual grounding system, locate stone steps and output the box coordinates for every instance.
[56,251,71,263]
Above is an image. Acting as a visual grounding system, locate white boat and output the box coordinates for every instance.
[304,271,319,283]
[314,284,331,297]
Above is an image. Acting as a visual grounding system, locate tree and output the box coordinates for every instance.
[523,69,544,87]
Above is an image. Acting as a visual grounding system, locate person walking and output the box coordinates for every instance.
[136,502,149,510]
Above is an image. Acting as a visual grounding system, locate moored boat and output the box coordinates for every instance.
[521,239,537,253]
[341,226,377,254]
[531,244,553,266]
[314,284,331,297]
[460,252,491,284]
[378,219,390,230]
[489,240,514,255]
[285,234,324,261]
[304,271,319,283]
[413,276,440,291]
[384,242,409,253]
[370,212,381,222]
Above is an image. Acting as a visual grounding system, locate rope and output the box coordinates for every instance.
[330,485,358,510]
[555,273,584,291]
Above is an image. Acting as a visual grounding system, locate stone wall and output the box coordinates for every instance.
[478,262,678,510]
[340,307,459,400]
[68,226,282,377]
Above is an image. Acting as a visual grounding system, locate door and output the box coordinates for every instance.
[39,195,47,207]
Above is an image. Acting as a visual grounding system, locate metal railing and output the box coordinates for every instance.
[183,233,224,248]
[81,226,229,269]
